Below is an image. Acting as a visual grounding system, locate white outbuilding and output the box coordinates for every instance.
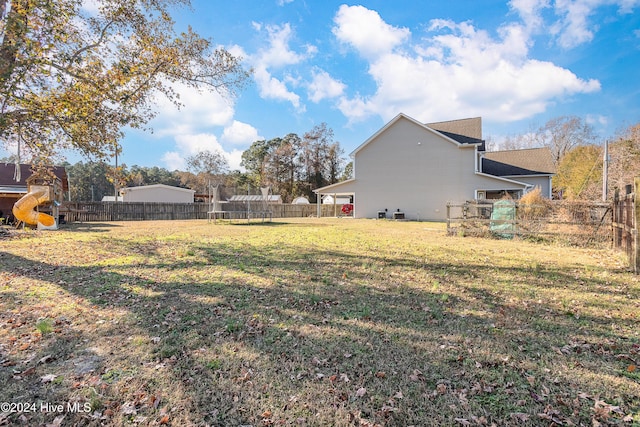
[120,184,195,203]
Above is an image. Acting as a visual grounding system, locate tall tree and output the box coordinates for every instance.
[0,0,249,162]
[128,165,181,187]
[240,138,281,185]
[554,145,602,200]
[535,116,597,165]
[181,149,229,194]
[264,133,299,202]
[608,123,640,194]
[298,123,342,200]
[65,161,117,201]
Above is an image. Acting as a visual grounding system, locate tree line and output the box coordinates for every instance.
[7,115,639,204]
[1,122,348,203]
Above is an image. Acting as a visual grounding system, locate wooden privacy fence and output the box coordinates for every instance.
[612,178,640,273]
[60,202,211,222]
[59,202,348,222]
[447,200,612,246]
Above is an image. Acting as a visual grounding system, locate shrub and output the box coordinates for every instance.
[518,188,550,219]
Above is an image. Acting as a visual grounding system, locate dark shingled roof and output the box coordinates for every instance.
[482,148,556,176]
[427,117,482,139]
[0,163,69,191]
[436,130,486,151]
[427,117,486,150]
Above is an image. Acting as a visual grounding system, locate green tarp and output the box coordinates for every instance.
[490,199,516,238]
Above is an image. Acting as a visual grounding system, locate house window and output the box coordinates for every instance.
[482,190,521,200]
[477,191,486,200]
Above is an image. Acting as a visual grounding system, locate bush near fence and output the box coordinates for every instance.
[447,200,612,246]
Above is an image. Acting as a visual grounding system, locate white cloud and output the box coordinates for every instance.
[334,7,600,124]
[508,0,550,31]
[510,0,640,49]
[586,114,609,126]
[226,149,245,171]
[221,121,262,145]
[162,132,246,171]
[175,133,222,156]
[257,23,308,68]
[332,4,410,59]
[161,151,186,171]
[554,0,598,48]
[253,65,302,108]
[151,82,234,138]
[246,23,313,109]
[307,69,346,102]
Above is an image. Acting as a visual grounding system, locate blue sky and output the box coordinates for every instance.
[10,0,640,171]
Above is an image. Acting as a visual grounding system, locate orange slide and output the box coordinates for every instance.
[12,189,56,227]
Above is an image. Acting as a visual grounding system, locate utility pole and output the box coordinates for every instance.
[602,140,609,202]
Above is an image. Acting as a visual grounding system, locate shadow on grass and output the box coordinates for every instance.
[0,236,638,426]
[60,222,123,232]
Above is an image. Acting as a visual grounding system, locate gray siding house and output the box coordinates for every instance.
[314,113,555,221]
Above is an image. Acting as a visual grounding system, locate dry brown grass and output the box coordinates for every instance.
[0,219,638,426]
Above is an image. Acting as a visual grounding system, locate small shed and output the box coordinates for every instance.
[292,196,310,205]
[101,196,123,202]
[120,184,195,203]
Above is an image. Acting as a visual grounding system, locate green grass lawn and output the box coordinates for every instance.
[1,218,638,426]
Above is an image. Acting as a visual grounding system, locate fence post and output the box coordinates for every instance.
[634,177,640,273]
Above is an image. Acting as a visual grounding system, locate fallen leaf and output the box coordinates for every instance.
[21,366,36,376]
[261,410,272,418]
[510,413,530,422]
[340,373,350,383]
[375,371,386,378]
[627,364,636,372]
[38,355,54,364]
[409,369,424,382]
[41,374,57,383]
[159,414,169,424]
[393,391,404,399]
[45,415,65,427]
[356,387,367,398]
[121,401,137,415]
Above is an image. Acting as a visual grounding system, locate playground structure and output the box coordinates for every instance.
[208,186,274,223]
[12,170,64,229]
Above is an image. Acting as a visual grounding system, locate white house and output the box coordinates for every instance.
[120,184,195,203]
[314,113,555,221]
